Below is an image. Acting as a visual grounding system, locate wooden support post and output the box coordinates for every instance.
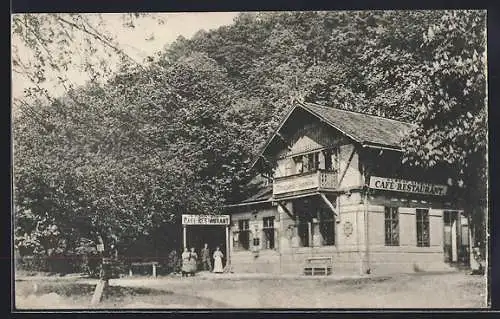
[308,222,312,248]
[320,193,338,219]
[226,225,230,266]
[152,263,157,278]
[129,268,133,277]
[336,148,356,189]
[452,215,458,262]
[277,201,294,219]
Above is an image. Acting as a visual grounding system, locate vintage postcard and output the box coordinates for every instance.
[11,10,488,310]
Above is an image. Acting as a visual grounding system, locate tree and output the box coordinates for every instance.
[13,50,256,270]
[11,13,166,120]
[12,14,251,300]
[400,11,487,262]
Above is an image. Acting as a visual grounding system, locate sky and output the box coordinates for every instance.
[11,12,240,99]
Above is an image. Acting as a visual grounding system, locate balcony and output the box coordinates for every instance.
[273,170,337,198]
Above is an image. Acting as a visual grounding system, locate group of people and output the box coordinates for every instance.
[181,243,224,277]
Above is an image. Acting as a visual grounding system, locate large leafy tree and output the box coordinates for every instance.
[14,52,255,258]
[401,11,487,249]
[159,11,451,152]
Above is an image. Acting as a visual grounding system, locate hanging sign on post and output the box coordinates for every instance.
[182,214,230,225]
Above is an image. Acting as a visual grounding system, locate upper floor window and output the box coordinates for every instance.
[304,153,319,172]
[293,156,303,174]
[323,149,338,172]
[385,207,399,246]
[286,148,339,177]
[293,152,321,174]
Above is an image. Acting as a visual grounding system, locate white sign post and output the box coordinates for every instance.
[181,214,230,225]
[181,214,231,269]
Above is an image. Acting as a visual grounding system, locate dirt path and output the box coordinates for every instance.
[185,273,486,308]
[107,271,486,308]
[15,271,487,309]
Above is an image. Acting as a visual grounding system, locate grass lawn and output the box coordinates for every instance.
[15,270,487,309]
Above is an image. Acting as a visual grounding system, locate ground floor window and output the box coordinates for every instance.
[297,214,312,247]
[385,207,399,246]
[416,209,430,247]
[262,216,275,249]
[237,219,250,250]
[295,203,336,247]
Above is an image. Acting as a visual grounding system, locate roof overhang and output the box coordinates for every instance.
[224,199,272,208]
[271,192,321,202]
[361,142,403,152]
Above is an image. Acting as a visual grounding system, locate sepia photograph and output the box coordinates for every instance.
[11,10,488,310]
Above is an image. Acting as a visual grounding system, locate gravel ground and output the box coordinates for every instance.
[14,270,487,309]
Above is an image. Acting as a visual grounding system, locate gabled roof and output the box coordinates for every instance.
[301,103,416,148]
[252,102,416,168]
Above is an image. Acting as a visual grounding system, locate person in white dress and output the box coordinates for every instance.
[181,247,190,277]
[212,246,224,273]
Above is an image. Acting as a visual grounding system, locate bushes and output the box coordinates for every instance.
[16,237,102,276]
[166,250,181,274]
[17,255,49,273]
[16,236,182,277]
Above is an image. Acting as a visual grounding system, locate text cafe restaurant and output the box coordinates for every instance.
[223,102,470,275]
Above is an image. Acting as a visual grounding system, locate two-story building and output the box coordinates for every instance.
[225,102,470,275]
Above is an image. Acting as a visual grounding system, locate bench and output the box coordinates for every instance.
[128,262,159,277]
[304,257,332,276]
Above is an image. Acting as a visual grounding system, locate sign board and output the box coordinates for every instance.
[182,214,230,225]
[273,173,318,195]
[96,244,105,252]
[369,176,448,196]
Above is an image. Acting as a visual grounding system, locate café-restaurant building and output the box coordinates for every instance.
[225,102,470,275]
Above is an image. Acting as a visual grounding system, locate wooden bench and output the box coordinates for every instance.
[304,257,332,276]
[128,262,159,277]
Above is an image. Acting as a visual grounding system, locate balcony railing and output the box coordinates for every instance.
[273,170,337,197]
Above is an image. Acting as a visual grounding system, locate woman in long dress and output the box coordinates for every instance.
[188,247,198,276]
[213,246,224,273]
[181,247,190,277]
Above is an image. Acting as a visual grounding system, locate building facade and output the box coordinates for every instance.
[226,102,470,275]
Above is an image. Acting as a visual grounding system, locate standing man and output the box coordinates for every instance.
[201,243,212,272]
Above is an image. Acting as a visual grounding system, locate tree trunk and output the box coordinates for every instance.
[91,233,109,305]
[91,279,109,305]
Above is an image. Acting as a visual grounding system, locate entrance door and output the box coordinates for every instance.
[443,211,459,263]
[185,225,227,267]
[294,198,316,247]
